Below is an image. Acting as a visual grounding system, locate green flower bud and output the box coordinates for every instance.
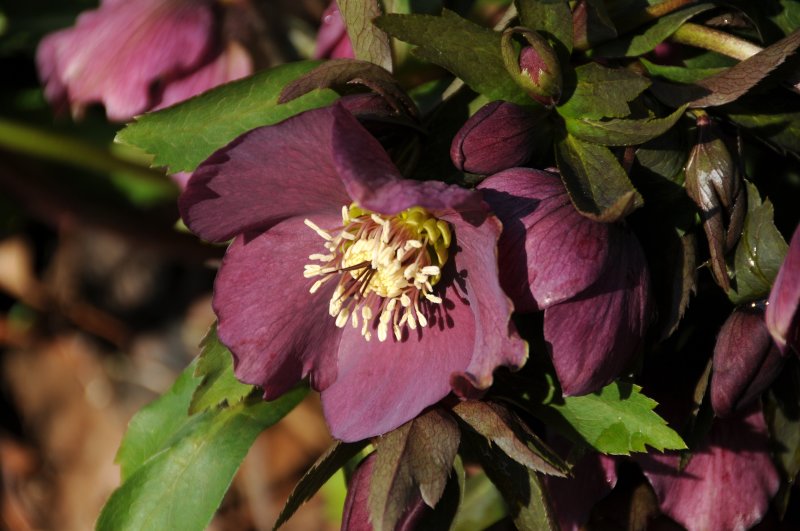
[501,27,562,106]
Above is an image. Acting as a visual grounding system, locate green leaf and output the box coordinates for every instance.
[413,459,464,531]
[634,126,687,182]
[516,0,573,58]
[116,62,339,173]
[594,4,713,58]
[555,130,643,222]
[97,387,308,531]
[640,58,726,84]
[338,0,393,71]
[375,10,530,104]
[565,104,687,146]
[274,440,369,530]
[539,382,687,455]
[115,360,202,482]
[189,324,254,415]
[572,0,617,51]
[731,182,788,303]
[557,62,650,120]
[451,472,506,531]
[722,97,800,154]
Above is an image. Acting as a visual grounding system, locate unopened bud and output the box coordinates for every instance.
[501,27,562,106]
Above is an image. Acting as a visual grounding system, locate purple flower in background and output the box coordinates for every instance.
[314,2,355,60]
[766,224,800,353]
[478,169,652,395]
[179,103,526,441]
[37,0,252,121]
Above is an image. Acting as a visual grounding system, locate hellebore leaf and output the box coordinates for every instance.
[116,61,338,173]
[572,0,617,51]
[539,382,687,454]
[274,440,370,530]
[97,386,308,531]
[369,409,460,531]
[594,4,713,58]
[451,472,506,531]
[337,0,393,72]
[723,97,800,155]
[375,11,530,104]
[635,127,687,182]
[516,0,573,58]
[557,62,650,120]
[731,182,789,304]
[565,104,687,146]
[640,58,726,84]
[411,459,464,531]
[555,131,643,222]
[453,401,568,476]
[115,359,202,482]
[189,323,254,415]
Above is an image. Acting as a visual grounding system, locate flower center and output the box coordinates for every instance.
[303,204,452,342]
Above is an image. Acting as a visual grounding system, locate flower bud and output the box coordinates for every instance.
[501,27,562,106]
[711,305,785,417]
[685,116,746,291]
[450,101,543,175]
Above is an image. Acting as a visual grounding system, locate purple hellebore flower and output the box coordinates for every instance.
[37,0,252,121]
[478,168,652,395]
[179,103,527,441]
[766,223,800,354]
[313,1,355,60]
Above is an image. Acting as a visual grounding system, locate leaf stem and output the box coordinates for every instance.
[670,22,763,61]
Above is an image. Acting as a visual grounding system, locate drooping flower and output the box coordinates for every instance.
[766,223,800,353]
[37,0,253,121]
[314,1,355,60]
[477,168,652,395]
[179,103,526,441]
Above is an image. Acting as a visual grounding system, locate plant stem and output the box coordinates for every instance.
[670,22,763,60]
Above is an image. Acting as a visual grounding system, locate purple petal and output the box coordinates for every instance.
[179,106,351,243]
[637,404,780,531]
[544,229,652,395]
[479,168,610,312]
[214,215,342,399]
[450,102,540,175]
[711,307,785,417]
[313,2,354,60]
[766,224,800,353]
[545,451,617,531]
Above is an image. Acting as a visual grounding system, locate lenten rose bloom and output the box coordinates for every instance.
[478,169,652,395]
[37,0,252,121]
[766,223,800,353]
[179,103,527,441]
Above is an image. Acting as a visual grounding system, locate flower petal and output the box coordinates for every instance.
[214,215,342,398]
[479,168,610,311]
[545,451,617,531]
[766,224,800,353]
[313,2,354,60]
[179,106,351,243]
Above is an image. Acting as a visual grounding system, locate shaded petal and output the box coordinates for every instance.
[766,224,800,353]
[545,229,652,395]
[637,404,780,531]
[479,168,610,312]
[545,451,617,531]
[214,215,342,399]
[711,307,785,417]
[179,106,351,243]
[313,2,354,60]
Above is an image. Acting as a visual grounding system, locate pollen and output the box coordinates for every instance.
[304,204,452,342]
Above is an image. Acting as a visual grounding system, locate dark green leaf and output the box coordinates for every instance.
[565,104,687,146]
[116,62,339,173]
[375,11,530,104]
[572,0,617,51]
[516,0,573,58]
[451,472,506,531]
[189,324,254,414]
[538,382,687,454]
[555,130,643,222]
[414,459,464,531]
[338,0,393,71]
[731,182,788,303]
[635,126,687,182]
[97,387,308,531]
[557,62,650,120]
[640,58,726,84]
[274,440,369,530]
[115,360,202,482]
[722,97,800,154]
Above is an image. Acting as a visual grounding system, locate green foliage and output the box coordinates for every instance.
[116,62,339,173]
[516,0,573,59]
[450,472,506,531]
[557,62,650,120]
[565,104,687,146]
[338,0,393,72]
[640,59,726,84]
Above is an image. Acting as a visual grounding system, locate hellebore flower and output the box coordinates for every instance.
[710,304,784,417]
[477,168,652,395]
[766,224,800,353]
[37,0,252,121]
[314,2,355,60]
[179,103,526,441]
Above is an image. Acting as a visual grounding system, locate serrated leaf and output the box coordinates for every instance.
[555,130,643,222]
[97,387,308,531]
[516,0,573,58]
[640,58,726,84]
[540,382,687,454]
[557,62,650,120]
[115,360,202,482]
[565,104,687,146]
[731,181,788,303]
[274,440,369,530]
[369,409,460,531]
[337,0,393,72]
[116,61,339,173]
[453,401,567,476]
[594,4,713,58]
[375,11,529,104]
[190,324,253,415]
